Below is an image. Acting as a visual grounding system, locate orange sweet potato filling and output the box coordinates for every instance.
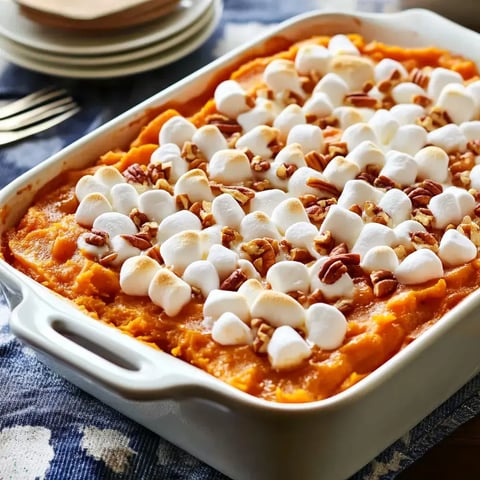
[3,35,480,403]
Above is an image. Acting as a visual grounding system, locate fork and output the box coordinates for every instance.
[0,87,80,146]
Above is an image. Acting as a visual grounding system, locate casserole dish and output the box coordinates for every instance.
[1,8,480,480]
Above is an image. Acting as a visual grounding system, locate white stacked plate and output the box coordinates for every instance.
[0,0,222,78]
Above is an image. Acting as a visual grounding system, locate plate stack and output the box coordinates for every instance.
[0,0,222,78]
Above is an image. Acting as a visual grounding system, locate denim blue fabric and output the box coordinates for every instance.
[0,1,479,479]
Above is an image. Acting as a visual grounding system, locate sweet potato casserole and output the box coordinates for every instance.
[3,33,480,403]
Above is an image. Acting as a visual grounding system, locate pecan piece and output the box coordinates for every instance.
[129,208,149,228]
[251,318,275,354]
[121,234,152,250]
[410,231,439,252]
[318,253,361,284]
[221,227,242,248]
[84,229,108,246]
[241,238,277,276]
[370,270,398,298]
[276,162,298,180]
[210,184,255,205]
[344,93,378,109]
[98,251,118,266]
[123,163,148,184]
[306,177,340,197]
[220,269,247,291]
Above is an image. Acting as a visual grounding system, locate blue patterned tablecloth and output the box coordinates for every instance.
[0,1,479,479]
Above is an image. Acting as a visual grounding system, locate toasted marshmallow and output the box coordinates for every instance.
[110,234,142,265]
[238,259,261,281]
[111,183,139,215]
[346,140,385,170]
[94,165,125,189]
[150,142,180,161]
[460,121,480,142]
[273,104,306,139]
[288,167,334,198]
[374,58,408,83]
[305,303,347,350]
[209,149,251,184]
[436,83,476,124]
[271,198,309,234]
[361,245,399,273]
[470,164,480,189]
[238,278,264,307]
[211,193,245,229]
[263,59,305,97]
[427,67,463,101]
[92,211,137,238]
[337,179,383,209]
[389,104,425,126]
[444,186,475,218]
[214,80,251,118]
[160,230,203,275]
[341,122,378,151]
[380,150,418,186]
[352,223,396,258]
[267,325,311,370]
[319,205,364,249]
[119,255,160,296]
[240,211,281,241]
[75,193,112,227]
[368,109,400,145]
[391,82,426,104]
[328,34,359,56]
[235,125,279,160]
[427,124,468,153]
[313,73,349,107]
[150,143,188,182]
[286,124,323,154]
[295,43,332,75]
[266,261,310,293]
[159,116,197,147]
[394,220,427,247]
[389,125,427,156]
[378,188,412,226]
[237,98,277,132]
[182,260,220,297]
[200,225,222,250]
[207,244,239,280]
[414,146,449,183]
[428,191,462,229]
[302,92,334,118]
[273,143,307,168]
[322,156,360,190]
[149,268,192,317]
[212,312,253,346]
[329,54,374,91]
[203,289,250,323]
[285,221,319,257]
[309,258,355,299]
[192,125,228,161]
[438,229,477,267]
[250,290,305,328]
[75,175,110,202]
[250,189,288,216]
[138,189,176,224]
[395,249,444,285]
[174,169,213,202]
[332,106,365,130]
[157,210,201,243]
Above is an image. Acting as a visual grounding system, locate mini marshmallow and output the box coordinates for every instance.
[394,220,427,247]
[273,143,307,169]
[250,290,305,328]
[391,82,426,104]
[309,258,355,299]
[332,106,365,130]
[345,140,385,170]
[212,312,252,346]
[341,122,378,151]
[159,116,197,147]
[160,230,204,275]
[414,146,449,183]
[138,189,176,224]
[361,245,399,273]
[285,221,319,257]
[395,249,444,285]
[444,186,475,218]
[380,151,418,186]
[203,289,250,323]
[286,124,323,154]
[119,255,160,296]
[94,166,125,189]
[250,189,288,216]
[149,268,192,317]
[460,121,480,142]
[209,149,251,184]
[389,104,425,126]
[200,225,223,251]
[374,58,408,83]
[470,164,480,189]
[212,193,245,229]
[329,54,375,91]
[288,167,334,198]
[337,179,383,209]
[240,211,281,241]
[150,142,181,161]
[156,210,201,243]
[237,259,261,281]
[238,278,264,307]
[111,183,139,216]
[328,34,360,56]
[378,188,412,226]
[319,205,364,249]
[75,193,112,227]
[427,124,467,153]
[263,59,305,97]
[92,211,137,238]
[150,143,188,182]
[427,67,463,101]
[295,43,332,75]
[429,191,462,229]
[273,104,306,140]
[436,83,476,124]
[192,125,228,161]
[368,109,400,145]
[235,125,279,160]
[174,169,213,202]
[305,303,347,350]
[267,325,311,370]
[351,223,396,258]
[182,260,220,297]
[109,234,142,266]
[302,92,334,118]
[313,73,349,107]
[438,229,477,267]
[389,125,427,156]
[322,156,360,190]
[237,98,277,132]
[207,244,239,280]
[271,198,309,233]
[466,80,480,116]
[266,260,310,293]
[214,80,251,118]
[75,175,110,202]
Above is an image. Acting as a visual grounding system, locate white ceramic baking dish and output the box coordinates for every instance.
[1,9,480,480]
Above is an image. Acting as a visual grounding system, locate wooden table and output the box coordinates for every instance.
[397,414,480,479]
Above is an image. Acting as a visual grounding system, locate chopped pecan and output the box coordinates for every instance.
[449,151,475,175]
[251,318,275,354]
[349,204,363,216]
[363,201,391,226]
[306,177,340,197]
[220,269,248,291]
[326,141,348,159]
[451,171,471,189]
[206,113,243,135]
[210,184,256,205]
[155,178,174,194]
[249,179,272,192]
[98,251,118,266]
[417,106,452,132]
[306,205,327,224]
[313,230,335,256]
[410,67,430,89]
[241,238,277,276]
[410,231,439,252]
[290,248,315,264]
[373,175,400,190]
[406,186,434,208]
[145,244,163,264]
[412,94,432,108]
[84,229,108,246]
[276,162,298,180]
[356,171,376,185]
[329,242,348,256]
[411,207,434,229]
[318,253,360,284]
[181,141,202,162]
[308,288,325,306]
[250,155,271,172]
[121,234,152,250]
[129,208,149,228]
[147,162,170,184]
[138,221,159,240]
[457,216,480,246]
[467,140,480,155]
[287,289,309,305]
[344,92,378,109]
[310,115,339,129]
[298,193,319,207]
[305,150,328,171]
[333,298,354,314]
[176,193,192,210]
[370,270,398,298]
[123,163,148,184]
[221,226,242,248]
